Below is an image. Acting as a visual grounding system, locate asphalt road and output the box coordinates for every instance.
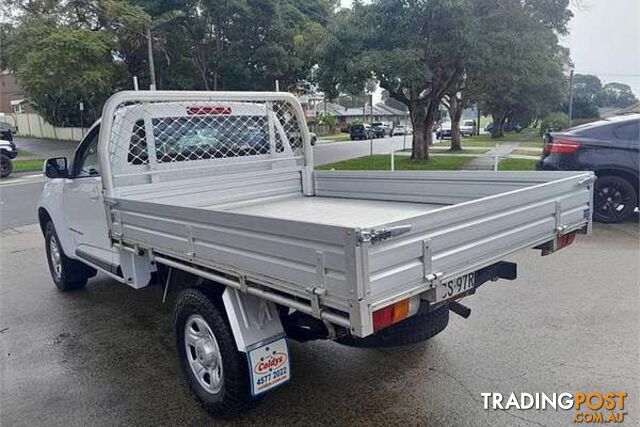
[1,219,638,426]
[0,136,411,231]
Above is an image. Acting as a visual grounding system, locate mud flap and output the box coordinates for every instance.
[222,288,290,395]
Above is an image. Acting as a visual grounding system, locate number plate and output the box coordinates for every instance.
[436,272,476,301]
[247,337,290,396]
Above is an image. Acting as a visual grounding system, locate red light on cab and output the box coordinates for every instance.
[187,106,232,115]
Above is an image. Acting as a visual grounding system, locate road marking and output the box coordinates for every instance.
[0,175,45,187]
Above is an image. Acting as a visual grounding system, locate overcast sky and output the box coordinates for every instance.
[563,0,640,96]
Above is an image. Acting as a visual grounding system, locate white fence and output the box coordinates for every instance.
[3,113,88,141]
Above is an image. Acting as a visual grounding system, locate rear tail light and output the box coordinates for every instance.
[372,296,420,332]
[539,231,578,255]
[556,231,576,250]
[544,138,581,155]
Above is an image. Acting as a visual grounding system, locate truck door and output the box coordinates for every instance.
[63,124,114,272]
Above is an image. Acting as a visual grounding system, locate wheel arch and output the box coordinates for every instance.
[38,207,52,235]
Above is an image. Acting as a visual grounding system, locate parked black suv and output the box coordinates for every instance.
[350,124,374,140]
[537,115,639,223]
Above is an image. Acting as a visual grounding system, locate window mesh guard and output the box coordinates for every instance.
[101,93,309,188]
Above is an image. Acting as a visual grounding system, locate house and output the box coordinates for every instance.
[0,72,32,114]
[308,100,409,128]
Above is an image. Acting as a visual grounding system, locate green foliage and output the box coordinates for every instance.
[318,0,481,160]
[598,82,638,108]
[569,74,638,118]
[539,112,569,135]
[381,90,408,111]
[474,1,568,137]
[8,22,123,126]
[317,112,336,133]
[5,0,332,125]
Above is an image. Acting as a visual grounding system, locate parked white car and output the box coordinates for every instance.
[391,125,412,136]
[460,119,477,137]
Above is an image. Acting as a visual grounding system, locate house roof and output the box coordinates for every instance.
[314,101,408,118]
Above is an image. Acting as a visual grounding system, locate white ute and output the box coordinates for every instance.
[38,91,594,416]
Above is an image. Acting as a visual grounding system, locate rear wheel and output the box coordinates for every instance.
[1,154,12,178]
[44,222,95,291]
[174,288,254,417]
[337,304,450,348]
[593,176,637,223]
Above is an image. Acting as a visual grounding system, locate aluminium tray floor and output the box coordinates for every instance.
[215,195,444,228]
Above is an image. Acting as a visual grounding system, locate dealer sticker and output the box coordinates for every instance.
[247,337,290,396]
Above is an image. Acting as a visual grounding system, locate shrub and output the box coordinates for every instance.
[539,112,569,136]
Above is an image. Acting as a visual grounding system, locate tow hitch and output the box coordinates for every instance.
[449,301,471,319]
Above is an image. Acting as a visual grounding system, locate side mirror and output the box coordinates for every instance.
[44,157,69,179]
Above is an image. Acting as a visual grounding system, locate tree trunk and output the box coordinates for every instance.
[410,102,438,161]
[491,110,508,138]
[450,97,463,151]
[410,104,428,161]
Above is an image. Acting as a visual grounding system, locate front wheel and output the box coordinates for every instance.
[174,288,254,417]
[593,176,637,223]
[44,221,95,291]
[1,154,12,178]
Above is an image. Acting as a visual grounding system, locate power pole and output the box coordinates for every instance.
[568,67,574,127]
[146,28,157,91]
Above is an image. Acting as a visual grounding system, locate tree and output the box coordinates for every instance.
[319,0,479,161]
[381,90,408,112]
[598,82,638,108]
[7,22,123,126]
[5,0,332,126]
[574,74,602,102]
[442,74,479,151]
[474,1,569,138]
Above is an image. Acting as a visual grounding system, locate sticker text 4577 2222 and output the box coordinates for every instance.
[247,337,291,396]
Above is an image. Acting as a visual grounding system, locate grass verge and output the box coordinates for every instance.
[13,159,44,171]
[317,154,475,171]
[319,134,351,142]
[510,148,541,157]
[430,146,491,154]
[15,149,35,158]
[498,158,538,171]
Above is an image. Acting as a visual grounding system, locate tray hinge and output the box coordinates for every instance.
[554,201,566,235]
[425,271,444,286]
[357,225,412,244]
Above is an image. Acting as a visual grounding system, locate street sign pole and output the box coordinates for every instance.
[568,68,574,127]
[79,102,84,137]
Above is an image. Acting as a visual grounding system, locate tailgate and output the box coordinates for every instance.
[361,171,593,312]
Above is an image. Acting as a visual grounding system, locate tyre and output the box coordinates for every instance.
[174,288,254,417]
[44,221,96,291]
[593,176,637,223]
[310,136,317,146]
[1,154,12,178]
[337,304,450,348]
